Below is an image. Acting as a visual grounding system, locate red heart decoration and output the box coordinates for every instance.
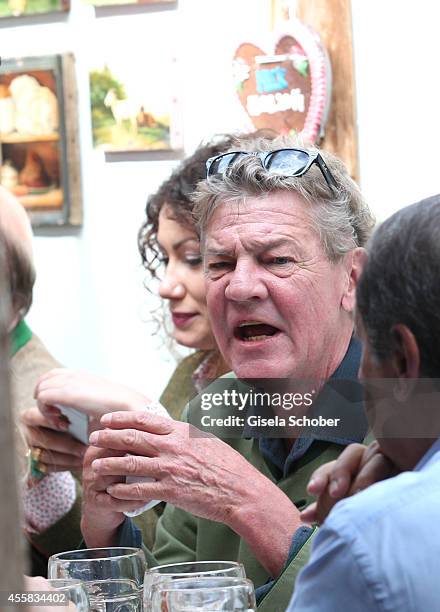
[233,20,331,143]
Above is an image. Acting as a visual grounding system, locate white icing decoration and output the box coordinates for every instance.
[247,88,305,116]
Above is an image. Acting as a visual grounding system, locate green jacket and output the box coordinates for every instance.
[130,437,344,610]
[122,339,366,611]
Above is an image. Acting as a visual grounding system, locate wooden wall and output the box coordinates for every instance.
[297,0,359,182]
[272,0,359,182]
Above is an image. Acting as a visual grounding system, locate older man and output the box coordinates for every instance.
[288,194,440,611]
[74,136,373,608]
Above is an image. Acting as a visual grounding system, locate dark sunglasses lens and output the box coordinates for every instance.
[267,150,309,176]
[209,153,245,176]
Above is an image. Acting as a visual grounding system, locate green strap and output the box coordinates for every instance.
[9,319,32,357]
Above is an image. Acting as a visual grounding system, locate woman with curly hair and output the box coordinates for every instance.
[26,135,240,559]
[137,136,234,416]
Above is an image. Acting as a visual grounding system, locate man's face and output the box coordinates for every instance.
[204,191,357,379]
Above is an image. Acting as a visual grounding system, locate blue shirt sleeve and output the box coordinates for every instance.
[286,522,377,612]
[116,517,142,548]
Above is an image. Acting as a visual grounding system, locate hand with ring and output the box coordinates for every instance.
[29,446,48,479]
[21,406,86,475]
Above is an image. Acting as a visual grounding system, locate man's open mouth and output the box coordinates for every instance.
[234,321,280,342]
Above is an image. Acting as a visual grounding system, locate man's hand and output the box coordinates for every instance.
[81,445,147,548]
[90,411,278,524]
[89,411,304,577]
[34,368,152,429]
[301,442,398,525]
[20,407,86,472]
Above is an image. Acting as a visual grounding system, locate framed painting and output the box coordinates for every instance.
[90,57,181,153]
[0,54,82,227]
[0,0,69,19]
[84,0,175,6]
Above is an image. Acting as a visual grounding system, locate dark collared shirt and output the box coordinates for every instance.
[259,336,365,479]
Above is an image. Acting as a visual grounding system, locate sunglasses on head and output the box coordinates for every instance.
[205,148,338,192]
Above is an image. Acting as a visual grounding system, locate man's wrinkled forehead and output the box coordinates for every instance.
[204,235,301,258]
[201,193,315,253]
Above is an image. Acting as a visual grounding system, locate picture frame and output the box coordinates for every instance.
[0,54,82,227]
[0,0,69,20]
[84,0,174,7]
[90,57,182,153]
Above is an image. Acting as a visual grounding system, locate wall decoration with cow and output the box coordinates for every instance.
[89,57,182,153]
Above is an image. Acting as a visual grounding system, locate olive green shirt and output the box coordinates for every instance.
[119,339,366,611]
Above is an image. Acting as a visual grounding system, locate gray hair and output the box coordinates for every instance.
[357,194,440,377]
[192,134,375,261]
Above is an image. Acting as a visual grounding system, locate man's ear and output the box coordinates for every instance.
[390,324,420,379]
[389,324,420,402]
[341,247,368,313]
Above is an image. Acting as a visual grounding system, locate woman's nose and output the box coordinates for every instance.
[159,269,186,300]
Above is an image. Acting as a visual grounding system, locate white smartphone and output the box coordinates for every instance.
[55,404,90,445]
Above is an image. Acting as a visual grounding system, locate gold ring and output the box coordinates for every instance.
[29,448,47,479]
[30,447,43,462]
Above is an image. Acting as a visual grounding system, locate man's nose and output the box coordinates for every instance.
[159,267,186,300]
[224,259,268,302]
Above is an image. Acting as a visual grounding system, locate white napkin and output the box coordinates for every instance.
[124,400,170,518]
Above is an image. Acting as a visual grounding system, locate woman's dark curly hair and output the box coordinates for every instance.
[137,131,277,278]
[138,136,237,278]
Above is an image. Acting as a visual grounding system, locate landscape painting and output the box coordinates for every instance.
[89,58,181,152]
[0,0,69,19]
[85,0,174,7]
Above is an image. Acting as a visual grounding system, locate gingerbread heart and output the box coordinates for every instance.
[233,21,331,143]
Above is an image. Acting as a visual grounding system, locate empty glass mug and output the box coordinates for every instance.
[144,561,246,610]
[150,576,256,611]
[48,548,146,611]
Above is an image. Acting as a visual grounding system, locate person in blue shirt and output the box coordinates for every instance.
[288,193,440,612]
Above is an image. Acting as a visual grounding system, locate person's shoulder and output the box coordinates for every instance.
[174,350,211,375]
[11,331,60,371]
[326,456,440,536]
[312,454,440,612]
[10,331,61,414]
[160,350,210,420]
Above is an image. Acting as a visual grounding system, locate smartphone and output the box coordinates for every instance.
[55,404,90,445]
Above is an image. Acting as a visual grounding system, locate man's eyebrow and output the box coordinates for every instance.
[249,237,297,250]
[204,247,234,257]
[204,237,297,256]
